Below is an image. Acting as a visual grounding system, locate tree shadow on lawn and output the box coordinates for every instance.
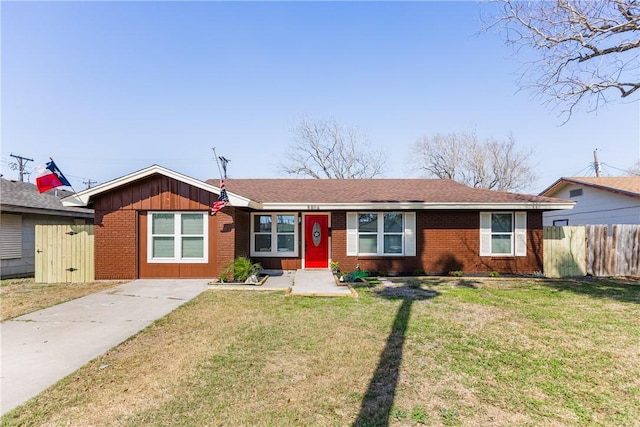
[352,283,439,427]
[539,277,640,304]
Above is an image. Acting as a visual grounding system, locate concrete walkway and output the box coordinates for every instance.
[289,269,355,297]
[208,269,355,297]
[0,279,209,416]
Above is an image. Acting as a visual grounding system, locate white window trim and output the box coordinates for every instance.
[250,213,299,257]
[347,212,416,257]
[147,212,208,263]
[480,212,527,257]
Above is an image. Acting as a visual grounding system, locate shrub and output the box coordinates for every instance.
[343,270,370,282]
[413,268,426,276]
[448,270,463,277]
[330,260,340,272]
[488,271,500,278]
[227,257,262,282]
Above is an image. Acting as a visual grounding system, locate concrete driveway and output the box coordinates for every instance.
[0,279,209,416]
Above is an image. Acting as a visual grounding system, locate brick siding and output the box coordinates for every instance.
[94,209,137,279]
[331,211,543,275]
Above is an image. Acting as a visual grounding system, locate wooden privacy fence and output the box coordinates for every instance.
[35,224,94,283]
[544,225,640,278]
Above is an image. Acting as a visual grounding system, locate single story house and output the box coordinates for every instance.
[1,178,94,278]
[63,165,574,279]
[540,176,640,229]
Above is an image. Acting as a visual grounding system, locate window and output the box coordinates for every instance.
[251,213,298,257]
[148,212,208,263]
[569,188,583,197]
[553,219,569,226]
[0,214,22,259]
[480,212,526,257]
[347,212,416,256]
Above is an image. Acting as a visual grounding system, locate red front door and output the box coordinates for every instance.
[305,214,329,268]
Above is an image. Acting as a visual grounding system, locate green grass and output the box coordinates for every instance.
[2,277,639,426]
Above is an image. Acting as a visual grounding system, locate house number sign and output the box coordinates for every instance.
[312,222,322,247]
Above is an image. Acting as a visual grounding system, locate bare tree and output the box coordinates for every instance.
[411,131,537,192]
[486,0,640,118]
[279,117,386,179]
[627,160,640,175]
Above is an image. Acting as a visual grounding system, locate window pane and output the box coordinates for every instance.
[255,234,272,252]
[182,237,204,258]
[181,214,203,235]
[358,213,378,232]
[491,213,512,233]
[384,235,403,254]
[254,215,272,233]
[153,237,174,257]
[152,214,174,234]
[277,215,295,233]
[384,213,403,233]
[491,235,512,254]
[277,235,295,252]
[359,235,377,253]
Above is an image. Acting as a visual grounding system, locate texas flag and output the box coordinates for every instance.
[35,160,71,193]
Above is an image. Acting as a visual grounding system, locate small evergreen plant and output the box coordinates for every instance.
[228,257,262,282]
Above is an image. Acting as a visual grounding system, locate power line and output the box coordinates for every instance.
[9,154,33,182]
[83,179,98,189]
[601,162,640,176]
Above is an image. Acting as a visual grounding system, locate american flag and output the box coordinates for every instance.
[211,179,230,215]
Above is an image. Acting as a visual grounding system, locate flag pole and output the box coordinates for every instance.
[210,148,230,215]
[49,156,79,195]
[211,148,224,182]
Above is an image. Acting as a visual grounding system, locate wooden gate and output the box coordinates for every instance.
[35,224,94,283]
[543,226,587,278]
[544,225,640,278]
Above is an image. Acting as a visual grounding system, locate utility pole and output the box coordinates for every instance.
[593,149,601,177]
[9,154,34,182]
[83,179,98,189]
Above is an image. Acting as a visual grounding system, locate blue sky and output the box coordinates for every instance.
[2,1,638,194]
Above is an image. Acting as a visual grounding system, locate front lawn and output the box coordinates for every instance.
[0,278,126,321]
[2,277,638,426]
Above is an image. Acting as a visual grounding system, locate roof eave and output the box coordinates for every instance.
[0,204,94,218]
[257,202,576,211]
[540,177,640,198]
[62,164,253,208]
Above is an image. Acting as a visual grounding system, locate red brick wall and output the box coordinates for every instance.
[215,208,238,275]
[331,211,543,275]
[94,209,138,279]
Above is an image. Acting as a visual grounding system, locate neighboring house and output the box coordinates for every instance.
[540,177,640,229]
[63,165,574,279]
[1,179,94,278]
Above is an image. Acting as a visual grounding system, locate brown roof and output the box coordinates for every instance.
[207,178,568,205]
[540,176,640,198]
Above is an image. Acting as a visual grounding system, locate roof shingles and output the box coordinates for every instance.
[207,178,568,205]
[540,176,640,198]
[1,179,93,217]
